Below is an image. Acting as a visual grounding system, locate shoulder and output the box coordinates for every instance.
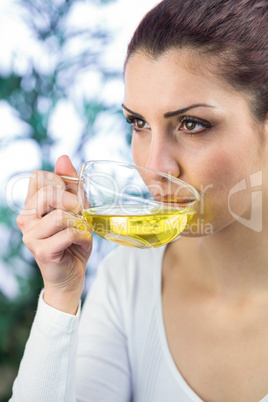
[99,245,165,284]
[96,246,165,308]
[81,246,166,346]
[101,245,164,266]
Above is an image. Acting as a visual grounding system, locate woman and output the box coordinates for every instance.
[11,0,268,401]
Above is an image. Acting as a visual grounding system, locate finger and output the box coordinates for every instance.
[25,170,65,206]
[54,155,78,195]
[56,227,92,256]
[21,186,80,225]
[31,209,90,240]
[25,155,78,206]
[28,228,92,265]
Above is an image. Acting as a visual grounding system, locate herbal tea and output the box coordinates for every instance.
[82,204,195,248]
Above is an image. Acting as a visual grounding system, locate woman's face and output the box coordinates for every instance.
[123,49,267,236]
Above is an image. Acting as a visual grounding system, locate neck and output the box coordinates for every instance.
[171,214,268,301]
[198,221,268,297]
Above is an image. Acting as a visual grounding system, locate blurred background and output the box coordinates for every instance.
[0,0,158,399]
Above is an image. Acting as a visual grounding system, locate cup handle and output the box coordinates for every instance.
[60,175,91,232]
[60,175,79,183]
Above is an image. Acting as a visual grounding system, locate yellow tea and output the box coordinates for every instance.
[82,204,194,248]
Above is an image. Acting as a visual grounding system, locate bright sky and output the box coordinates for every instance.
[0,0,160,190]
[0,0,160,164]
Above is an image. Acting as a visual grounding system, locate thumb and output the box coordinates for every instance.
[54,155,78,178]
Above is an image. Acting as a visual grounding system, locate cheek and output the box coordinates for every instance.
[176,141,241,194]
[192,148,255,229]
[198,152,237,189]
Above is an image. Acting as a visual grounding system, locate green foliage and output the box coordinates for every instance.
[0,0,128,400]
[0,75,22,100]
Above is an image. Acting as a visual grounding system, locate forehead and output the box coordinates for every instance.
[123,49,234,114]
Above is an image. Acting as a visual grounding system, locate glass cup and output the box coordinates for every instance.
[62,160,200,249]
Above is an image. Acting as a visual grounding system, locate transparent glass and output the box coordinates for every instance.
[62,160,200,249]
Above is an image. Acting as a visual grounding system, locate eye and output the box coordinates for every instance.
[179,116,212,134]
[126,116,150,131]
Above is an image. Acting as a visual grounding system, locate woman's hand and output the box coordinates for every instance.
[16,155,92,314]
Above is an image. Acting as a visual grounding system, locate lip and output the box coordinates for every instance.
[153,194,197,205]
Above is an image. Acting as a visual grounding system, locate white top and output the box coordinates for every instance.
[9,246,268,402]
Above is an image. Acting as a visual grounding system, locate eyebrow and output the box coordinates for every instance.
[122,103,215,119]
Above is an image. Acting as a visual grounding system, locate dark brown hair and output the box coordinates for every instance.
[125,0,268,121]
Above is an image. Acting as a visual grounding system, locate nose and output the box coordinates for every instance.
[145,136,181,180]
